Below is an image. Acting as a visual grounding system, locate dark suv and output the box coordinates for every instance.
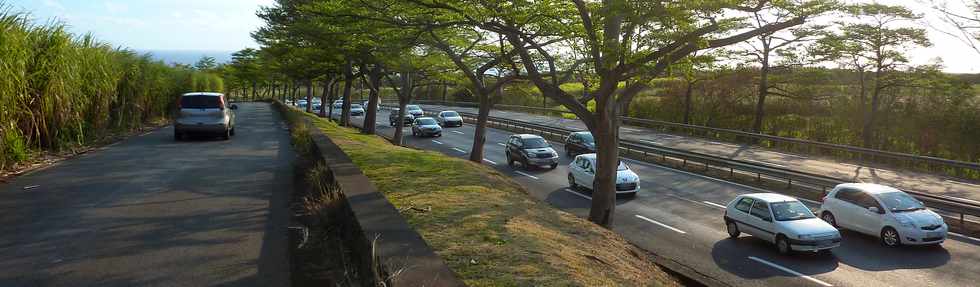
[564,131,595,157]
[506,134,559,169]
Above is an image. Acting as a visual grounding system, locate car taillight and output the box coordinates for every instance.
[218,96,226,110]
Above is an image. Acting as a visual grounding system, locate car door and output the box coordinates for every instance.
[747,200,776,242]
[852,192,885,234]
[570,157,584,185]
[580,158,596,188]
[731,197,758,236]
[831,188,862,231]
[507,137,520,159]
[566,134,580,155]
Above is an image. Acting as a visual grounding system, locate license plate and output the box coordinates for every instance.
[927,232,943,238]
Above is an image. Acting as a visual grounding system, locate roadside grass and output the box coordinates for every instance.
[299,111,682,286]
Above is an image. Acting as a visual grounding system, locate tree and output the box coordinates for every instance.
[423,0,826,227]
[667,50,718,124]
[931,0,980,54]
[229,49,261,101]
[817,3,930,148]
[194,56,217,71]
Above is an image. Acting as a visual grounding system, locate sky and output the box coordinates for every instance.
[6,0,980,73]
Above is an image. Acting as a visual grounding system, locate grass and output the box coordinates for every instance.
[292,109,682,286]
[0,5,222,171]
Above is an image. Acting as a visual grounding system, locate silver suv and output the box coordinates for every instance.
[174,92,237,140]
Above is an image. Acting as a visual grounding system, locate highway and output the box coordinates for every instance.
[352,108,980,287]
[414,103,980,206]
[0,103,291,286]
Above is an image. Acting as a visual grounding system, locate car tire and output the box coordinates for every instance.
[881,227,901,247]
[522,158,531,170]
[550,163,558,169]
[821,211,837,228]
[436,133,442,137]
[568,174,577,189]
[506,153,515,168]
[776,235,792,255]
[230,127,236,136]
[726,221,740,239]
[223,129,231,140]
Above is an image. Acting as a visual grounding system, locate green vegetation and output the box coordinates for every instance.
[0,7,222,170]
[284,106,680,286]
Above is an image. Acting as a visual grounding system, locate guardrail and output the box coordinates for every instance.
[411,100,980,178]
[396,105,980,228]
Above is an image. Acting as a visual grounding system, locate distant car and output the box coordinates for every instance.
[406,105,424,118]
[567,154,640,197]
[174,92,237,140]
[818,183,947,247]
[564,131,595,157]
[389,108,415,126]
[412,117,442,137]
[725,193,841,255]
[297,99,309,109]
[350,104,365,117]
[437,111,463,127]
[362,100,380,111]
[505,134,559,169]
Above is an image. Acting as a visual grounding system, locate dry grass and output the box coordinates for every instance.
[300,111,682,287]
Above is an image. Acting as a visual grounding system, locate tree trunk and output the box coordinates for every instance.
[863,69,882,148]
[469,87,493,162]
[320,80,330,117]
[683,80,694,124]
[752,55,770,134]
[327,81,337,119]
[442,83,448,103]
[362,65,383,135]
[305,80,313,113]
[251,81,257,101]
[341,61,354,127]
[588,97,619,227]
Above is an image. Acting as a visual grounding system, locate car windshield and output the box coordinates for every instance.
[578,133,594,144]
[417,118,437,125]
[180,95,221,109]
[771,201,815,221]
[351,104,363,109]
[441,111,459,117]
[407,105,421,111]
[617,161,628,171]
[523,138,550,148]
[878,192,925,212]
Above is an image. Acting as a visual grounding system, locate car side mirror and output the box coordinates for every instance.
[230,104,238,110]
[868,206,880,214]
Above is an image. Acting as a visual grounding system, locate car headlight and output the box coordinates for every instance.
[550,151,558,157]
[896,217,915,227]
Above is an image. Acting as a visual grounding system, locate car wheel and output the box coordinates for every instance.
[726,221,740,239]
[229,127,235,136]
[821,212,837,228]
[776,235,791,255]
[568,174,577,189]
[436,133,442,137]
[522,158,531,170]
[881,227,901,247]
[506,153,514,168]
[223,129,231,140]
[550,163,558,169]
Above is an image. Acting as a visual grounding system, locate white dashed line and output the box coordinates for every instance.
[564,188,592,200]
[452,147,467,153]
[635,215,687,234]
[482,158,498,165]
[431,140,443,145]
[451,130,464,135]
[497,143,507,146]
[703,201,727,209]
[514,171,539,180]
[748,256,833,287]
[641,140,660,145]
[950,232,980,244]
[666,194,724,210]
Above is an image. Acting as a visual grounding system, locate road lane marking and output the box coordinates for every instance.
[497,143,507,146]
[564,188,592,200]
[950,232,980,244]
[704,201,727,209]
[946,180,980,188]
[665,194,724,210]
[482,158,497,165]
[742,159,787,168]
[452,147,467,153]
[635,215,687,234]
[431,140,443,145]
[514,171,539,180]
[641,139,660,145]
[451,130,464,135]
[748,256,832,287]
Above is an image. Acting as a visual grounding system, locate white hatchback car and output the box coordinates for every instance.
[567,154,640,197]
[725,193,841,254]
[818,183,947,247]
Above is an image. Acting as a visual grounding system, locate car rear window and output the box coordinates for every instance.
[181,95,221,109]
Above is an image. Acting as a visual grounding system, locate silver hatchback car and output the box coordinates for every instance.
[174,92,237,140]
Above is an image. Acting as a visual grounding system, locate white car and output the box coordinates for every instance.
[818,183,947,247]
[437,111,463,127]
[350,104,365,117]
[725,193,841,254]
[566,154,639,196]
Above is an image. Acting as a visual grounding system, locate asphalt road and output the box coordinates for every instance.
[416,104,980,206]
[350,109,980,287]
[0,103,292,286]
